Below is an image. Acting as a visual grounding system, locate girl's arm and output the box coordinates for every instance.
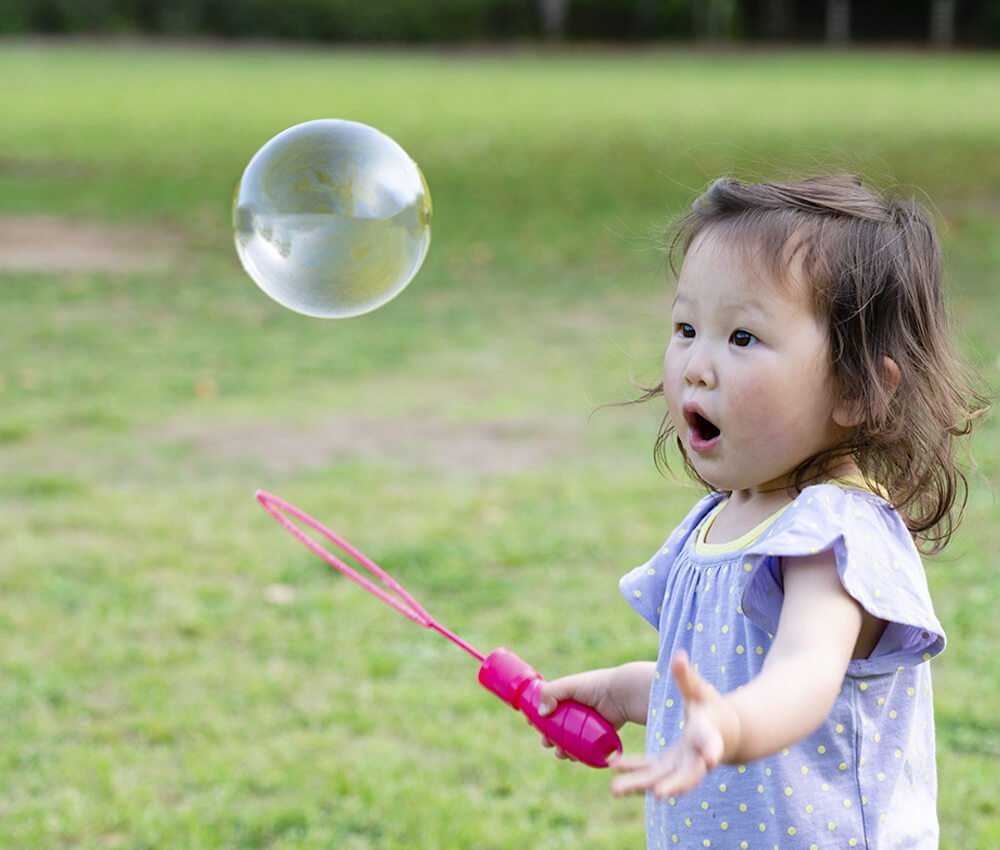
[610,550,869,799]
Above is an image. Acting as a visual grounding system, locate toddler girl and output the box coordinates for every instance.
[539,175,988,849]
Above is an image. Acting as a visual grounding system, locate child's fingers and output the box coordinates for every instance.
[538,670,606,717]
[538,733,571,760]
[671,651,731,769]
[609,753,652,773]
[652,753,708,799]
[611,757,676,797]
[670,650,713,704]
[611,750,709,799]
[537,676,578,716]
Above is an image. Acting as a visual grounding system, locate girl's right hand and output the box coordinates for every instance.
[609,651,734,798]
[536,662,655,759]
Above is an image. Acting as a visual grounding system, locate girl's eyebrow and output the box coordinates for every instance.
[672,291,777,321]
[718,296,776,318]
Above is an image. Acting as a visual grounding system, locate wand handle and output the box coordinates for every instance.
[478,648,622,769]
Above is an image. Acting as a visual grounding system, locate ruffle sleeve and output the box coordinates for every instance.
[740,484,945,676]
[619,492,723,629]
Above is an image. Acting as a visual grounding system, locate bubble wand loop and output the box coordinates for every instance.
[256,490,622,769]
[256,490,485,661]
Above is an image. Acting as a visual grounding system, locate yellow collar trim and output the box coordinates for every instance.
[694,500,792,555]
[692,477,884,555]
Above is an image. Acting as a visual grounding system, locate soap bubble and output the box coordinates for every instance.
[233,119,432,318]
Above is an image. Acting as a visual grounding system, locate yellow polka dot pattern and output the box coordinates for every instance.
[621,484,944,849]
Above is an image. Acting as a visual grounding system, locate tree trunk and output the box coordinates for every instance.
[929,0,955,47]
[539,0,569,40]
[762,0,793,40]
[635,0,657,38]
[694,0,734,40]
[826,0,850,46]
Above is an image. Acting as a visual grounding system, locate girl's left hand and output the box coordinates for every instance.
[610,650,739,800]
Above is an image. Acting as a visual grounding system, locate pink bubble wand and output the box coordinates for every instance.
[256,490,622,768]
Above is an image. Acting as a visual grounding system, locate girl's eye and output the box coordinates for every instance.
[731,329,759,347]
[676,323,696,339]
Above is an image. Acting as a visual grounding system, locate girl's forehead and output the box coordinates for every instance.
[679,227,810,301]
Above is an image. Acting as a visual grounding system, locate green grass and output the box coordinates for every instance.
[0,42,997,849]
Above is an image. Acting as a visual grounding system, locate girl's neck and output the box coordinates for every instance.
[741,455,862,499]
[707,458,862,545]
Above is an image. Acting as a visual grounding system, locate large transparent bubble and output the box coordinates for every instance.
[233,119,432,318]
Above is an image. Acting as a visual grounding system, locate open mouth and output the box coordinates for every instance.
[692,413,720,441]
[683,406,721,449]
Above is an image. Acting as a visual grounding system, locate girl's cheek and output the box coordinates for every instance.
[729,372,769,407]
[663,343,688,381]
[662,358,680,394]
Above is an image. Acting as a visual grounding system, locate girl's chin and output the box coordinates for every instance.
[687,463,730,492]
[690,464,780,495]
[684,450,790,494]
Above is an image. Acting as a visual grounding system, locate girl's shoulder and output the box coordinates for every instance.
[742,480,945,674]
[762,479,914,559]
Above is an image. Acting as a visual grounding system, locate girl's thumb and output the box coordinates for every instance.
[537,697,556,716]
[537,680,565,716]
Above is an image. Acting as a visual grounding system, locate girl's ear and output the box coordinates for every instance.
[834,357,900,429]
[833,396,864,429]
[881,356,901,396]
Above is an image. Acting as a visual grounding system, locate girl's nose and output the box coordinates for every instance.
[683,348,717,389]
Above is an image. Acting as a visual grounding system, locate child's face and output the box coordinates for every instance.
[663,230,848,494]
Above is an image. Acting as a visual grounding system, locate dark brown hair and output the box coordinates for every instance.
[637,174,990,553]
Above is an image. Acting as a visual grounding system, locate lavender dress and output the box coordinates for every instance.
[620,483,944,850]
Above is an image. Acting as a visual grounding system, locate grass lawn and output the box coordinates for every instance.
[0,42,997,849]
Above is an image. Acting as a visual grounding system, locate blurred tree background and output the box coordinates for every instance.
[1,0,998,45]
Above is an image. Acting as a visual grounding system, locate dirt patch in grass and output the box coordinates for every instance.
[152,413,588,477]
[0,215,183,273]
